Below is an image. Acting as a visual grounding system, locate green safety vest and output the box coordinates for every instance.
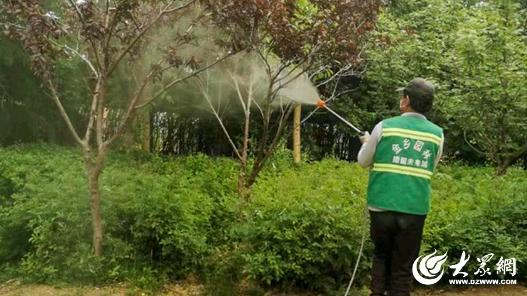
[367,115,443,215]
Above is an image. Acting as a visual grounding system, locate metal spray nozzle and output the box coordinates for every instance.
[316,99,327,109]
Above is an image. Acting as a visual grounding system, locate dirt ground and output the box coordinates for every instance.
[0,281,525,296]
[413,285,527,296]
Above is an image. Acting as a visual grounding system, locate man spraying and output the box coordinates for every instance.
[357,78,444,296]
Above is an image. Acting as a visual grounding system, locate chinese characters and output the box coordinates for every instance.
[391,138,431,169]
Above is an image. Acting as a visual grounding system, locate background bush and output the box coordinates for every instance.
[424,166,527,279]
[0,145,525,293]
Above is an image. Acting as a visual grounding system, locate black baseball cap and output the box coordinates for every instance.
[396,78,436,113]
[396,78,435,97]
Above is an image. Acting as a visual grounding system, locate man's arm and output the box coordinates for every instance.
[434,135,444,170]
[357,122,382,168]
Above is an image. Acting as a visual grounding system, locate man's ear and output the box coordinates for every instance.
[399,95,411,112]
[403,95,411,107]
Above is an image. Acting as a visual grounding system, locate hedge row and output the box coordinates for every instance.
[0,145,525,293]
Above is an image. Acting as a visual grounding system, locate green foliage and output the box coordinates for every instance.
[362,0,468,137]
[235,159,370,292]
[0,145,526,292]
[424,165,527,279]
[0,38,88,146]
[448,1,527,172]
[0,146,93,282]
[363,0,527,171]
[0,145,238,286]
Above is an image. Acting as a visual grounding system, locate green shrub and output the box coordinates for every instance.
[212,161,527,292]
[0,145,238,286]
[235,159,371,293]
[0,145,525,293]
[0,145,95,282]
[424,165,527,280]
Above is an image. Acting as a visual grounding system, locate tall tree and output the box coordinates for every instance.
[1,0,235,256]
[362,0,527,173]
[450,0,527,174]
[200,0,381,197]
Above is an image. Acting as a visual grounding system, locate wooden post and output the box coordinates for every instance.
[293,103,301,164]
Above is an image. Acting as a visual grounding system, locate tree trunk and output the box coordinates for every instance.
[496,165,507,176]
[87,166,103,256]
[495,157,510,176]
[237,165,253,200]
[85,151,106,257]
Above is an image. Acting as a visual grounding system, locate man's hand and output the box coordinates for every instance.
[360,131,370,144]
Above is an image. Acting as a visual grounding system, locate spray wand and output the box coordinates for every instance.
[313,99,367,295]
[316,99,364,135]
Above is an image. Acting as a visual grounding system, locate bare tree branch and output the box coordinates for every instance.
[65,0,103,70]
[166,0,197,14]
[316,63,353,88]
[135,52,237,109]
[200,83,243,161]
[64,45,99,77]
[464,130,486,156]
[47,81,84,146]
[252,97,265,119]
[84,78,102,143]
[95,78,106,148]
[106,0,196,77]
[230,71,247,111]
[309,65,330,80]
[66,0,86,24]
[104,73,152,146]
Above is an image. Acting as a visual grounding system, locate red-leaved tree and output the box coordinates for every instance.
[1,0,236,256]
[200,0,382,197]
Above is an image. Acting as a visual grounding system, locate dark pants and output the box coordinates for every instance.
[369,210,426,296]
